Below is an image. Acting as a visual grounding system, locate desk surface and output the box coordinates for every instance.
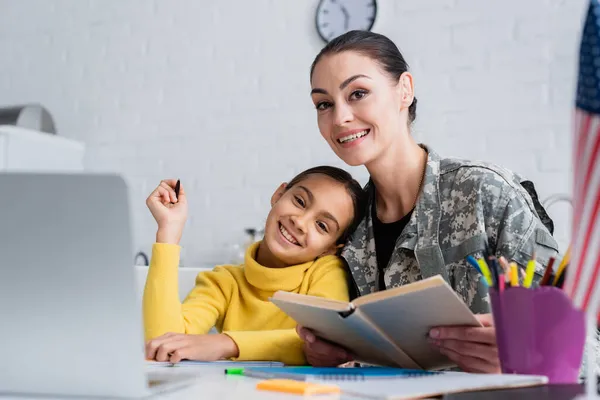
[0,365,586,400]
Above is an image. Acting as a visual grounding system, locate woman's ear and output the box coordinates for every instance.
[270,183,288,206]
[397,71,414,110]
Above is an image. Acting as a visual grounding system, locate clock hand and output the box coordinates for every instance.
[339,4,350,31]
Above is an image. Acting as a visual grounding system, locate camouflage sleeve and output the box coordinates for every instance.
[495,188,560,279]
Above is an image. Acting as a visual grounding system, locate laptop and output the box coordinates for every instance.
[0,173,195,398]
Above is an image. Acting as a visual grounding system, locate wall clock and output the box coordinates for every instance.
[316,0,378,43]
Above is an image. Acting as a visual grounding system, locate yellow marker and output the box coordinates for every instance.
[510,262,519,287]
[476,258,494,286]
[553,246,571,286]
[256,379,340,395]
[523,253,537,288]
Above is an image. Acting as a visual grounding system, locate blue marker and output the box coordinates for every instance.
[466,255,492,286]
[466,255,483,275]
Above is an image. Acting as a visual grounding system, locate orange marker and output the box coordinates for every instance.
[256,379,340,395]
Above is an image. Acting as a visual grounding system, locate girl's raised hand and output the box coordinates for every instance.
[145,179,188,244]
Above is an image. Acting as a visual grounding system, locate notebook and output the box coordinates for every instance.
[312,373,548,399]
[243,367,440,381]
[270,275,481,369]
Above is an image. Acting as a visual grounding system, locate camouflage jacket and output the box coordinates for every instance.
[341,146,560,314]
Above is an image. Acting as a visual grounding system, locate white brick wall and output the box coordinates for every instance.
[0,0,587,264]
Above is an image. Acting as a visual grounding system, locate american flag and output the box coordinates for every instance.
[565,0,600,314]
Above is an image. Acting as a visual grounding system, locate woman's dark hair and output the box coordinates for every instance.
[286,166,366,245]
[310,30,417,124]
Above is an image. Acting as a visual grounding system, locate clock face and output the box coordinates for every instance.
[316,0,377,43]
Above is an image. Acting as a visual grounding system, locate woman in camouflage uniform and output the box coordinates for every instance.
[297,30,560,373]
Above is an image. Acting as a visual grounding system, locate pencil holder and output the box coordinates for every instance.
[489,286,585,384]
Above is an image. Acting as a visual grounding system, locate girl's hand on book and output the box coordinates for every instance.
[145,332,239,363]
[146,180,188,244]
[428,313,500,373]
[297,325,354,367]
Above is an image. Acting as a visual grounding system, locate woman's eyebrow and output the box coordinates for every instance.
[310,74,371,95]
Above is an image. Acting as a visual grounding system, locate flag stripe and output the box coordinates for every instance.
[568,112,598,299]
[575,202,600,308]
[567,110,589,298]
[571,154,600,307]
[582,121,600,201]
[583,254,600,311]
[577,163,600,308]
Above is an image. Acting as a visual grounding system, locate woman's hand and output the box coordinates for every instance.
[145,333,239,363]
[296,325,354,366]
[146,179,188,245]
[429,313,500,373]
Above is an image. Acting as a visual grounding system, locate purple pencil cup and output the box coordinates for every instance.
[489,286,585,384]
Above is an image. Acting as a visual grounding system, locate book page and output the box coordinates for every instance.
[270,297,418,368]
[271,291,351,312]
[352,276,447,307]
[356,282,481,370]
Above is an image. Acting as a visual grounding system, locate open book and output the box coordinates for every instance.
[270,275,482,370]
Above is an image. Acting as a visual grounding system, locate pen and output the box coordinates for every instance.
[523,253,536,288]
[488,257,501,289]
[554,264,568,289]
[174,179,181,199]
[540,257,555,286]
[498,256,510,274]
[498,257,512,287]
[520,267,527,281]
[170,179,181,205]
[553,246,571,286]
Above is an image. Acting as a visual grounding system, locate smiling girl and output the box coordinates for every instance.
[142,166,365,365]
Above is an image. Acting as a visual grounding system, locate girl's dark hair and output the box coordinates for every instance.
[286,166,366,245]
[310,30,417,124]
